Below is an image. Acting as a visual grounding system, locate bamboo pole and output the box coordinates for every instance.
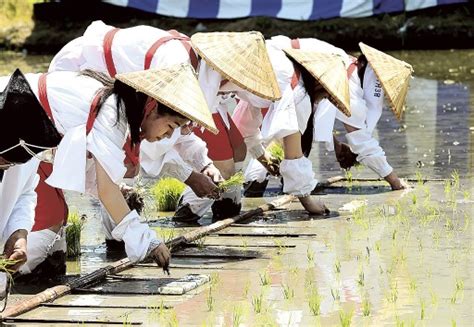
[0,195,294,319]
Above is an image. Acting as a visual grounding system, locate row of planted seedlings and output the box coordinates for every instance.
[310,170,471,326]
[193,169,472,326]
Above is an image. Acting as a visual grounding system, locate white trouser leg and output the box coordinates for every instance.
[345,129,393,178]
[280,157,318,197]
[244,158,268,183]
[180,187,214,217]
[18,229,58,275]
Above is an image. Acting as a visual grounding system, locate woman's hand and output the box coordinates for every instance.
[149,243,171,268]
[185,171,220,199]
[257,151,280,176]
[3,229,28,272]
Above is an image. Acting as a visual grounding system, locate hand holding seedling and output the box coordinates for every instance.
[185,171,220,199]
[217,172,245,193]
[2,229,27,272]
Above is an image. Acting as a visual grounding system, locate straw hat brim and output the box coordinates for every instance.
[283,48,351,117]
[191,31,282,101]
[359,42,413,120]
[116,64,218,135]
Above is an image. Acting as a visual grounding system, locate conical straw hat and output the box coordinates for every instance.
[283,48,351,117]
[191,31,281,101]
[359,42,413,120]
[115,64,218,134]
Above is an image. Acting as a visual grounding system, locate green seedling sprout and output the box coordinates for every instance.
[232,304,243,327]
[251,293,263,314]
[281,283,294,300]
[217,172,245,193]
[306,246,315,263]
[339,308,354,327]
[206,287,215,311]
[307,286,321,316]
[259,270,270,286]
[362,298,371,317]
[66,211,84,258]
[152,177,185,211]
[420,299,426,320]
[267,142,284,163]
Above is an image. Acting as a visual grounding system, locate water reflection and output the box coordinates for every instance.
[314,76,473,180]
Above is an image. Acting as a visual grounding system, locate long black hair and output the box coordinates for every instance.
[79,70,186,146]
[357,54,368,88]
[288,60,317,158]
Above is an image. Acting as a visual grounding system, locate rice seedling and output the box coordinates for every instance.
[374,241,381,253]
[152,178,185,211]
[122,312,132,326]
[217,172,245,193]
[251,293,263,314]
[281,283,294,300]
[273,238,286,255]
[306,246,315,263]
[357,270,365,287]
[206,287,215,311]
[193,236,206,250]
[345,170,353,190]
[232,304,243,327]
[156,227,177,244]
[430,289,438,306]
[289,265,299,276]
[331,287,341,301]
[243,280,251,297]
[362,298,371,317]
[267,142,284,163]
[0,257,18,274]
[168,309,179,327]
[409,279,417,294]
[387,282,398,303]
[66,211,84,258]
[259,270,270,286]
[451,319,457,327]
[455,277,464,292]
[210,272,220,288]
[415,171,424,186]
[420,299,426,320]
[339,308,353,327]
[334,259,341,274]
[307,286,321,316]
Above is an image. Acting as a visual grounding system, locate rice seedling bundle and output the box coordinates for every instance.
[267,142,284,163]
[66,211,84,258]
[217,172,245,192]
[152,178,186,211]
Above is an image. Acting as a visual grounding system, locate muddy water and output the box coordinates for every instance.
[1,49,473,325]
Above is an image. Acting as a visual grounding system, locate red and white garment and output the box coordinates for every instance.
[1,71,160,262]
[233,36,318,196]
[0,158,39,245]
[49,20,214,183]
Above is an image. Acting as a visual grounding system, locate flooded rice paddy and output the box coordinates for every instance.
[2,49,473,326]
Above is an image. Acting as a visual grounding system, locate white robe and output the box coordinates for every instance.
[2,72,129,196]
[49,20,211,182]
[0,159,40,243]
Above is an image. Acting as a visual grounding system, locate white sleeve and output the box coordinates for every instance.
[173,133,212,172]
[159,150,193,182]
[232,101,265,158]
[363,64,384,134]
[3,162,39,240]
[48,36,86,72]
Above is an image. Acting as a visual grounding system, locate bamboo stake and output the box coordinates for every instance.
[0,195,294,319]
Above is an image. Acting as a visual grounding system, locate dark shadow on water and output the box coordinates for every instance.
[314,185,393,195]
